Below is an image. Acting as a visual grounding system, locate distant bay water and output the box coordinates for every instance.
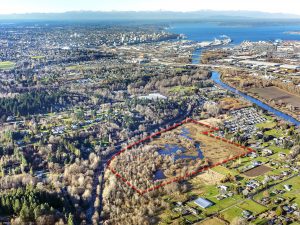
[169,21,300,64]
[169,22,300,43]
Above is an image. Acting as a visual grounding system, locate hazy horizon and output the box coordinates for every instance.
[1,0,300,16]
[1,10,300,22]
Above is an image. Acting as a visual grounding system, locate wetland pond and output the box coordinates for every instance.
[154,128,204,180]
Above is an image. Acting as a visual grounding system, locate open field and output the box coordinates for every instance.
[264,128,285,137]
[0,61,15,70]
[199,118,223,127]
[220,206,244,223]
[237,200,267,215]
[256,121,277,129]
[188,123,248,164]
[169,85,197,94]
[243,165,272,177]
[191,169,225,187]
[211,165,239,176]
[251,86,300,111]
[204,195,243,215]
[219,97,252,111]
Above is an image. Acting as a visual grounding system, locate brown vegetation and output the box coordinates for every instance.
[243,165,272,177]
[219,97,252,111]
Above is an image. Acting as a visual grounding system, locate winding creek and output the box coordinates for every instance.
[192,48,300,126]
[210,72,300,126]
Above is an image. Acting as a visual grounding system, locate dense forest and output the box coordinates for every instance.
[0,186,73,224]
[0,90,86,121]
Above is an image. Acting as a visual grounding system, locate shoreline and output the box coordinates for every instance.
[284,31,300,35]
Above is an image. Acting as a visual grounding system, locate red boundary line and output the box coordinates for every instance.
[107,118,255,195]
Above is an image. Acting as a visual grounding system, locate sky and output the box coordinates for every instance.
[0,0,300,15]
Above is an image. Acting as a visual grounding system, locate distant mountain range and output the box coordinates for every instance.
[0,10,300,22]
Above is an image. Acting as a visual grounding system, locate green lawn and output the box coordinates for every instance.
[199,184,219,199]
[185,182,243,215]
[220,200,267,223]
[211,166,239,176]
[0,61,15,70]
[256,121,277,129]
[268,145,290,154]
[237,200,267,215]
[220,206,243,222]
[264,129,284,138]
[281,176,300,204]
[175,68,186,73]
[205,196,243,215]
[266,167,286,176]
[183,214,200,223]
[31,56,45,59]
[169,86,197,94]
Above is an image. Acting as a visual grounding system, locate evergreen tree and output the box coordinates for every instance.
[20,202,31,221]
[13,199,21,213]
[34,206,42,220]
[275,206,283,216]
[67,213,74,225]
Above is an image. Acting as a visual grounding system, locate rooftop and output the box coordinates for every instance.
[194,198,214,209]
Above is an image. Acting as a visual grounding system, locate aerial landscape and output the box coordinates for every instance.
[1,0,300,225]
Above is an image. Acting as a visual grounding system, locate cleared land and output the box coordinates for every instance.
[187,123,247,164]
[243,165,272,177]
[219,97,251,111]
[191,169,225,187]
[251,86,300,111]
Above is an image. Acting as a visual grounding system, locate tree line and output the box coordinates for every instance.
[0,186,72,224]
[0,90,80,121]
